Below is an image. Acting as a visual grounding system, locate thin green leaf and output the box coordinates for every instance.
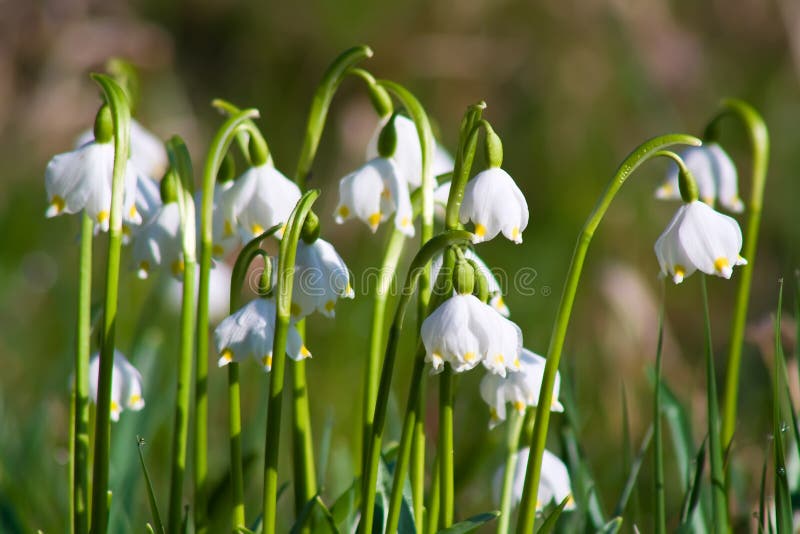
[313,496,340,534]
[773,279,792,532]
[677,438,706,532]
[613,425,653,518]
[596,516,623,534]
[235,528,257,534]
[329,479,360,531]
[436,511,499,534]
[290,491,324,534]
[758,439,768,534]
[562,426,606,529]
[136,437,164,534]
[536,495,572,534]
[317,409,335,490]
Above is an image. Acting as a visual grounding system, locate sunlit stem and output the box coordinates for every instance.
[88,74,130,534]
[653,280,666,534]
[195,107,261,534]
[703,100,770,449]
[291,322,318,524]
[497,411,525,534]
[425,454,441,534]
[262,191,320,534]
[514,133,702,534]
[439,367,455,528]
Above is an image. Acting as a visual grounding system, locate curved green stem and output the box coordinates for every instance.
[88,74,130,534]
[195,107,260,534]
[444,102,486,230]
[497,411,525,534]
[515,133,702,534]
[359,230,473,534]
[705,100,770,449]
[262,190,320,534]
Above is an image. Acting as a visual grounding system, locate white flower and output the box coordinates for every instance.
[167,262,231,325]
[214,298,309,371]
[292,238,355,319]
[334,157,414,237]
[45,140,142,232]
[88,350,145,422]
[421,293,522,375]
[493,447,575,511]
[430,249,510,316]
[131,202,183,279]
[76,118,168,178]
[460,167,529,244]
[655,143,744,213]
[132,175,163,225]
[204,180,242,258]
[654,200,746,284]
[480,349,564,428]
[228,163,301,241]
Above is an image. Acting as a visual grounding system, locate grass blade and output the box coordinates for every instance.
[613,425,653,518]
[536,495,572,534]
[437,511,499,533]
[136,437,164,534]
[772,279,792,532]
[596,516,623,534]
[677,438,706,532]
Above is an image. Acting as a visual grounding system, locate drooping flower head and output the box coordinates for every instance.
[131,202,184,279]
[493,447,575,512]
[227,163,302,241]
[291,238,355,319]
[88,350,145,422]
[76,118,168,179]
[460,167,529,244]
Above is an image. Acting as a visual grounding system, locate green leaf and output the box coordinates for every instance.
[562,426,606,529]
[536,495,573,534]
[677,438,706,532]
[613,425,653,518]
[596,516,623,534]
[235,528,257,534]
[436,511,499,533]
[136,437,164,534]
[773,280,793,532]
[290,491,324,534]
[328,479,360,532]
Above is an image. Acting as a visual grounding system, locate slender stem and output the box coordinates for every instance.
[263,191,319,534]
[426,454,441,534]
[89,74,130,534]
[439,368,455,528]
[196,108,260,534]
[69,383,76,534]
[514,133,702,534]
[654,281,666,534]
[706,100,770,449]
[74,212,92,534]
[228,363,245,528]
[701,276,729,532]
[497,412,524,534]
[291,322,317,519]
[411,383,426,533]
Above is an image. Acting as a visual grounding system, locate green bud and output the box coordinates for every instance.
[160,169,180,204]
[301,210,321,244]
[217,151,236,183]
[678,165,699,203]
[483,122,503,168]
[377,113,399,158]
[453,256,475,295]
[248,132,270,167]
[367,82,393,119]
[259,256,273,296]
[93,104,113,144]
[470,259,489,303]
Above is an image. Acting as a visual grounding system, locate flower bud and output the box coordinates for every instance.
[470,259,489,302]
[248,133,270,167]
[301,210,321,244]
[94,104,113,144]
[454,256,475,296]
[483,122,503,168]
[160,169,179,204]
[258,255,273,296]
[678,166,699,204]
[377,113,399,158]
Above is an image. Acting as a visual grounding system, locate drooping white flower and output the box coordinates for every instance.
[214,298,309,371]
[421,293,522,375]
[45,140,142,232]
[430,249,510,316]
[493,447,575,511]
[655,143,744,213]
[460,167,529,244]
[292,238,355,319]
[227,163,302,241]
[480,349,564,428]
[131,202,183,279]
[654,200,746,284]
[203,180,242,259]
[334,157,414,236]
[76,118,168,179]
[88,350,145,422]
[167,262,231,325]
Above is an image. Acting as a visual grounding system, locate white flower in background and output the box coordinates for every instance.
[88,350,145,422]
[131,202,183,279]
[460,168,529,244]
[167,262,231,325]
[76,118,168,179]
[433,180,451,219]
[432,144,455,178]
[493,448,575,511]
[335,158,414,236]
[480,349,564,428]
[45,140,142,232]
[227,163,301,241]
[421,293,522,375]
[292,238,355,319]
[132,176,163,225]
[654,200,746,284]
[655,143,744,213]
[431,250,510,316]
[203,180,242,259]
[214,298,309,371]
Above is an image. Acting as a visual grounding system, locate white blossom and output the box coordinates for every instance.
[292,238,355,319]
[131,202,183,279]
[227,163,301,241]
[76,118,168,179]
[460,167,529,244]
[493,448,575,512]
[88,350,145,422]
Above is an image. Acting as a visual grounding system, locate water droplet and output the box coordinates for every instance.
[778,466,786,476]
[781,421,789,433]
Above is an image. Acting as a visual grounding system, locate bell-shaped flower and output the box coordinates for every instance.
[493,447,575,511]
[214,298,309,372]
[421,293,522,375]
[227,163,301,241]
[431,249,510,316]
[167,262,232,325]
[132,175,163,226]
[76,118,168,179]
[203,180,242,259]
[45,140,142,232]
[654,200,746,284]
[480,349,564,428]
[292,238,355,319]
[655,143,744,213]
[335,157,414,237]
[131,202,184,279]
[88,350,145,422]
[460,167,529,244]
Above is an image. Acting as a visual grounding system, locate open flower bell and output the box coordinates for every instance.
[494,447,575,511]
[76,118,168,179]
[88,350,145,422]
[228,163,301,241]
[460,167,528,244]
[214,298,309,372]
[480,349,564,428]
[292,238,354,319]
[131,201,184,279]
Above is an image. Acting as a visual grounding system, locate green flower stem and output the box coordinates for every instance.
[262,190,320,534]
[411,386,426,532]
[654,281,666,534]
[73,212,93,534]
[359,231,473,534]
[515,133,702,534]
[497,411,525,534]
[88,74,130,534]
[444,102,486,230]
[294,45,374,190]
[425,454,441,534]
[701,276,729,532]
[439,367,455,528]
[291,322,318,520]
[196,107,260,534]
[166,138,197,534]
[703,100,770,449]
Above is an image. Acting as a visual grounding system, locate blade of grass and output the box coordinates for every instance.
[653,282,666,534]
[438,511,499,534]
[136,437,164,534]
[772,279,792,532]
[536,496,572,534]
[677,437,706,531]
[613,425,653,518]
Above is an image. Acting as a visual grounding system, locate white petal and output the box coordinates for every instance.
[367,115,423,188]
[335,159,390,232]
[677,201,743,279]
[706,143,744,213]
[235,165,301,241]
[421,294,483,372]
[460,168,528,244]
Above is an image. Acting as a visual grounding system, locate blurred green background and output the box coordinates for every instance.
[1,0,798,532]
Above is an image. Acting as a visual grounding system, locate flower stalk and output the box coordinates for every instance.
[497,410,525,534]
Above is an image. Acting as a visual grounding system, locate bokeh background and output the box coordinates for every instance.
[1,0,798,532]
